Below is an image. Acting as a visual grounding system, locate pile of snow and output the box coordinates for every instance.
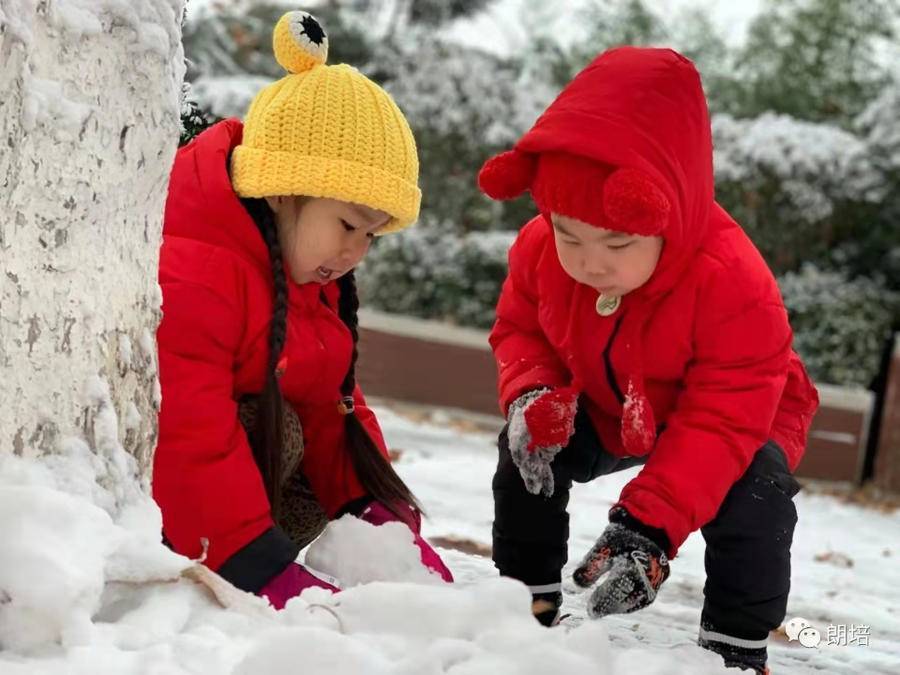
[0,450,189,654]
[305,516,442,587]
[1,420,723,674]
[6,403,899,672]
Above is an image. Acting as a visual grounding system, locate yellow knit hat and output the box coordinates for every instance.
[230,11,420,233]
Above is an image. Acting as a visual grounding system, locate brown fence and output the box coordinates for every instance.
[358,310,887,486]
[873,336,900,492]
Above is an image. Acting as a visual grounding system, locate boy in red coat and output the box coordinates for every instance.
[478,47,819,673]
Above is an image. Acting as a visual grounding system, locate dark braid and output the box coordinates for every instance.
[336,270,363,397]
[337,271,422,515]
[240,197,287,520]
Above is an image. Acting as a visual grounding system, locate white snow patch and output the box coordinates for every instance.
[304,516,443,588]
[2,401,898,672]
[123,402,141,431]
[117,335,133,371]
[139,327,157,374]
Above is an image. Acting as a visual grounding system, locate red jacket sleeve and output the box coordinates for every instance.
[489,221,569,414]
[294,382,388,518]
[616,268,792,558]
[153,277,274,572]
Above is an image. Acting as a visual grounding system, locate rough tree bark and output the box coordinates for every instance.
[0,0,185,512]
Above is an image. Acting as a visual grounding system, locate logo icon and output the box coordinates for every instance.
[785,618,871,649]
[786,617,820,648]
[798,626,822,648]
[785,617,811,642]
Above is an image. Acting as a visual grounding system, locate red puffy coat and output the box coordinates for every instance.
[490,48,819,557]
[153,119,388,571]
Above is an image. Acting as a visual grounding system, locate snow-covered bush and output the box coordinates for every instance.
[358,224,514,328]
[847,81,900,291]
[778,264,899,387]
[857,82,900,177]
[180,81,213,145]
[362,235,899,389]
[713,112,882,273]
[369,32,551,232]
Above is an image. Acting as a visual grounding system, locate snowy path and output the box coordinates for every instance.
[379,405,900,674]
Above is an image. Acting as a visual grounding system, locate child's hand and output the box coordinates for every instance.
[506,387,578,497]
[523,387,579,450]
[572,507,670,618]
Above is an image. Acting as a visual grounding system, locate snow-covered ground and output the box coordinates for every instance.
[382,405,900,674]
[1,404,898,673]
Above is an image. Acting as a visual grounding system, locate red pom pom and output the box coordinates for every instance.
[525,387,579,451]
[602,168,670,236]
[478,149,537,200]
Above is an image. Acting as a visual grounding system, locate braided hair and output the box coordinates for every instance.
[240,197,287,519]
[241,197,420,520]
[336,270,421,515]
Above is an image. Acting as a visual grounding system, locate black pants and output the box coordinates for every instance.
[492,408,800,641]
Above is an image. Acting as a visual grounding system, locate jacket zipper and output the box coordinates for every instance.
[603,314,626,405]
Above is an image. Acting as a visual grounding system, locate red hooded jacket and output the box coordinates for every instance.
[153,120,388,571]
[490,48,819,557]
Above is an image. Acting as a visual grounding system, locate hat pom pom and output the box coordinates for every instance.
[273,11,329,74]
[478,150,537,200]
[602,168,670,236]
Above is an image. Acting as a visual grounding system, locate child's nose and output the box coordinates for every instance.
[583,251,613,277]
[341,236,370,265]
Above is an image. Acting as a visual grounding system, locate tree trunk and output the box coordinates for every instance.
[0,0,185,513]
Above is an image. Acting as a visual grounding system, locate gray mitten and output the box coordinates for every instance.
[506,387,578,497]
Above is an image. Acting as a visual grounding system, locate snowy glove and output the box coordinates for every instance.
[507,387,579,497]
[572,507,670,618]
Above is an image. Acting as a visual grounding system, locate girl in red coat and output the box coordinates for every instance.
[153,12,451,610]
[478,47,818,673]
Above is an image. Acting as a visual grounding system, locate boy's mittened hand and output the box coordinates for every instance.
[524,387,579,450]
[572,510,670,618]
[507,388,576,497]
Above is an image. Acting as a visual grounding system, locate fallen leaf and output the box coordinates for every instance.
[814,551,854,568]
[428,536,491,557]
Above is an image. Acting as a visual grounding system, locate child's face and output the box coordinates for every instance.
[551,213,664,296]
[265,196,390,285]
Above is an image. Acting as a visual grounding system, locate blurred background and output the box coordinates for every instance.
[181,0,899,390]
[179,0,900,491]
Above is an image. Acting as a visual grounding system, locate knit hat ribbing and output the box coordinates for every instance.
[231,11,421,233]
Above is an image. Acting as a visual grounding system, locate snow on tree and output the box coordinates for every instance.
[182,1,374,120]
[365,31,548,233]
[725,0,898,126]
[0,0,194,652]
[857,81,900,176]
[188,73,272,120]
[360,223,515,327]
[0,0,184,503]
[180,82,213,145]
[778,264,900,387]
[712,111,881,272]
